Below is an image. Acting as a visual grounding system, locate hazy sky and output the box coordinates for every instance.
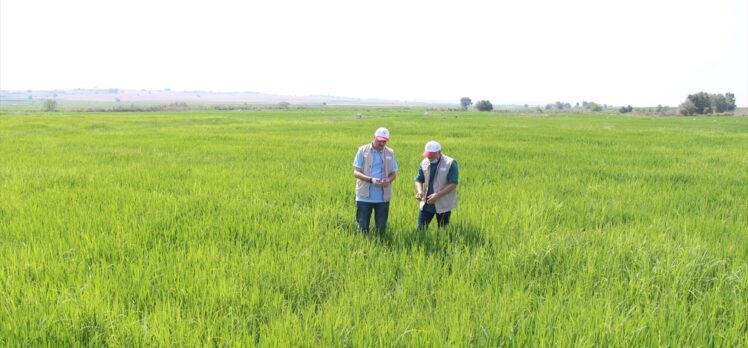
[2,0,746,106]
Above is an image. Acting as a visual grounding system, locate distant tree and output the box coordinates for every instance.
[475,100,493,111]
[679,92,736,115]
[710,94,729,113]
[725,92,736,112]
[687,92,712,114]
[553,101,571,110]
[115,97,121,103]
[587,102,602,112]
[278,101,290,109]
[460,97,473,110]
[44,99,57,112]
[678,99,696,115]
[618,105,633,113]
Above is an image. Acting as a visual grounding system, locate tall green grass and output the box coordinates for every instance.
[1,110,746,346]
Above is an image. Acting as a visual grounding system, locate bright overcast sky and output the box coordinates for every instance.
[1,0,746,106]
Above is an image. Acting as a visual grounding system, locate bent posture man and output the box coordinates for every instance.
[415,141,458,229]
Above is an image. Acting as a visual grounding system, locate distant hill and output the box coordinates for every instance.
[0,89,446,107]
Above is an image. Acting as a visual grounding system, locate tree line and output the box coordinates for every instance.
[678,92,736,115]
[459,92,738,115]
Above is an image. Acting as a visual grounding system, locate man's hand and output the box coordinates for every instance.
[381,178,390,188]
[426,193,439,204]
[415,191,424,201]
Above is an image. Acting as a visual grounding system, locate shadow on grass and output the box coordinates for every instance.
[375,222,487,256]
[335,206,486,255]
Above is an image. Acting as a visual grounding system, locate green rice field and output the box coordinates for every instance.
[1,109,747,346]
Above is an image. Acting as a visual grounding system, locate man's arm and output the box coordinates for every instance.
[426,183,456,204]
[353,149,381,185]
[415,181,425,201]
[435,183,457,197]
[386,154,398,184]
[385,171,396,183]
[414,166,425,200]
[353,167,379,185]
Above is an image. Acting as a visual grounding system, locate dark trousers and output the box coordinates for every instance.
[356,201,390,234]
[417,210,451,230]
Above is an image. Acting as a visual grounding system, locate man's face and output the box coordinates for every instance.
[373,138,387,150]
[425,152,440,161]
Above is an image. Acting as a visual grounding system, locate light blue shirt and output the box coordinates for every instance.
[353,147,398,202]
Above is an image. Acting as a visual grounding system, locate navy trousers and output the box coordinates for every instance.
[417,210,451,230]
[356,201,390,234]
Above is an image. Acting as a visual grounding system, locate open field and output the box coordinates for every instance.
[1,109,747,345]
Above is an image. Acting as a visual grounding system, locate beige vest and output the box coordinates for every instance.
[355,143,395,201]
[420,154,458,213]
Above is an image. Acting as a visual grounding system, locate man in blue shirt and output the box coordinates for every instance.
[353,128,398,234]
[415,141,458,229]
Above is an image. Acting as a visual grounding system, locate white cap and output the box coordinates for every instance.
[423,141,441,157]
[374,127,390,141]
